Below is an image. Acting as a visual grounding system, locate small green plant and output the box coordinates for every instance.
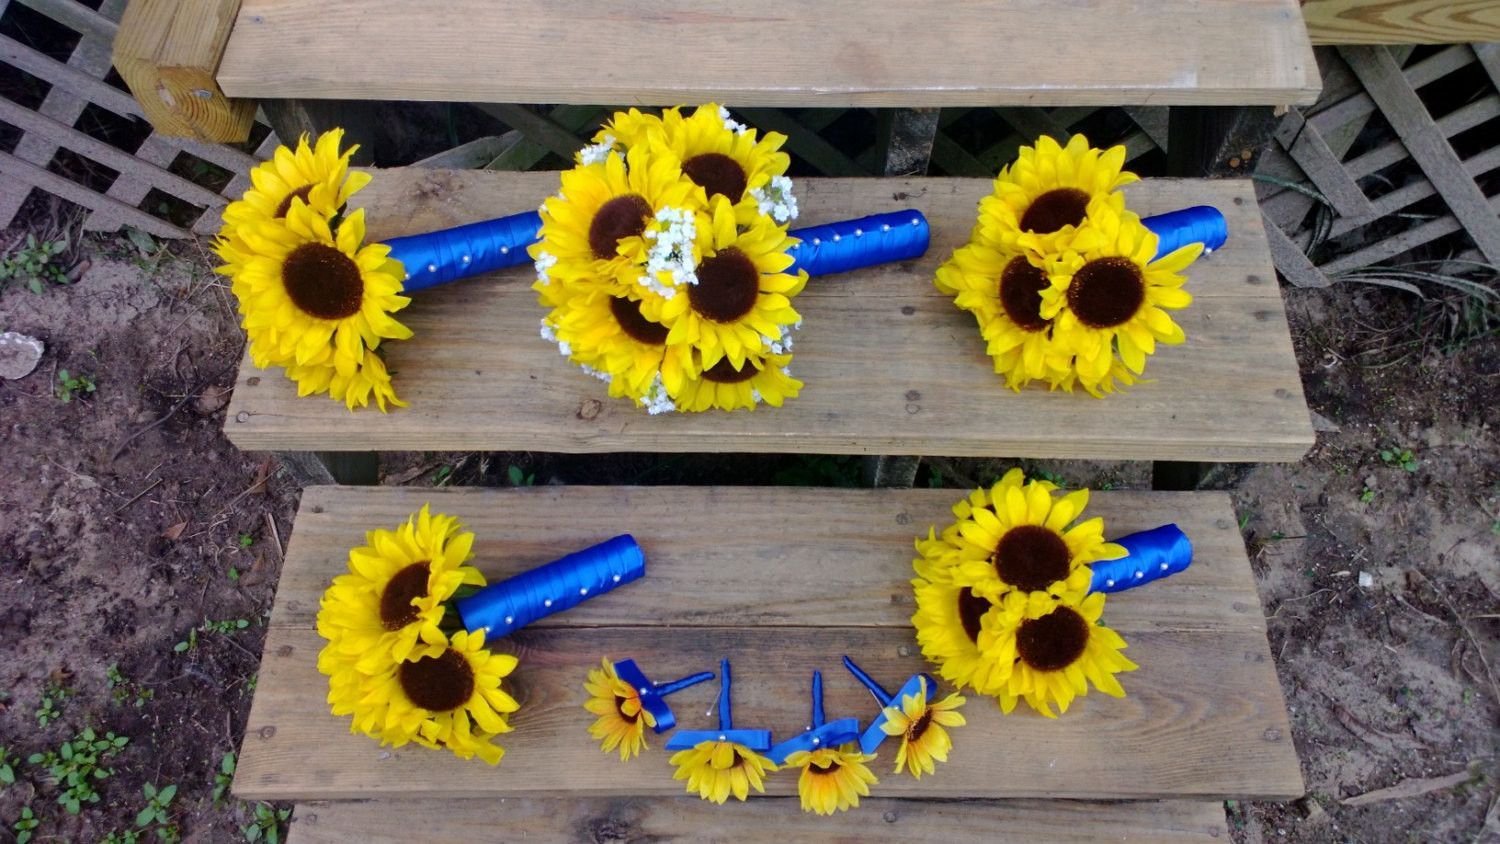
[27,728,129,814]
[213,751,237,805]
[35,680,69,726]
[432,464,453,486]
[176,618,252,653]
[237,533,254,549]
[103,830,142,844]
[1027,468,1067,487]
[1379,448,1419,472]
[506,464,536,486]
[55,369,97,403]
[1360,487,1376,503]
[107,664,154,708]
[1,234,70,294]
[135,782,179,841]
[13,805,39,844]
[0,745,16,788]
[173,628,197,653]
[242,802,291,844]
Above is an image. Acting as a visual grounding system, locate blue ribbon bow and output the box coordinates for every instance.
[665,659,773,752]
[610,659,714,734]
[767,671,862,764]
[842,656,937,756]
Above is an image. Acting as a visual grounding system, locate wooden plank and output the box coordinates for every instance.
[113,0,256,142]
[223,172,1314,463]
[216,0,1320,107]
[288,797,1229,843]
[1328,144,1500,239]
[234,486,1301,802]
[1305,0,1500,45]
[264,487,1266,634]
[1342,46,1500,264]
[1272,108,1373,218]
[472,104,585,162]
[1262,212,1331,288]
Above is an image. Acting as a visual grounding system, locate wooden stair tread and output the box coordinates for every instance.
[234,486,1304,802]
[223,173,1316,462]
[216,0,1319,107]
[287,797,1229,842]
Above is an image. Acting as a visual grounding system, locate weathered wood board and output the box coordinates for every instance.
[234,486,1303,802]
[223,174,1315,462]
[1304,0,1500,45]
[287,796,1230,843]
[216,0,1319,107]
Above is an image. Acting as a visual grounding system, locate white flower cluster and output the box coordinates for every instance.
[577,135,617,166]
[641,206,699,298]
[539,319,571,357]
[718,105,748,135]
[642,376,676,415]
[752,175,799,224]
[533,250,558,285]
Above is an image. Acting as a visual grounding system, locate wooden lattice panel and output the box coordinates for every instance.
[0,0,275,237]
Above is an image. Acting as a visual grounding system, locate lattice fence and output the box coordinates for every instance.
[0,0,278,238]
[1257,43,1500,287]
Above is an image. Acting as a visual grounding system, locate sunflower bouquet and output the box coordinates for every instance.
[935,135,1228,396]
[317,506,645,764]
[911,469,1193,717]
[531,104,929,414]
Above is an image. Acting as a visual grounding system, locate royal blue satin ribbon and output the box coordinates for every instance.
[787,210,930,277]
[1142,206,1227,258]
[665,659,772,752]
[842,656,936,755]
[383,211,541,292]
[456,534,644,638]
[1089,524,1193,594]
[612,659,715,734]
[768,671,862,764]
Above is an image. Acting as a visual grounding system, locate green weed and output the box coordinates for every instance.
[0,234,70,294]
[56,369,97,403]
[242,802,291,844]
[176,618,252,653]
[506,465,536,486]
[135,782,179,842]
[0,745,16,788]
[13,806,38,844]
[213,751,236,805]
[35,680,69,726]
[1379,448,1419,472]
[107,664,154,708]
[26,728,129,814]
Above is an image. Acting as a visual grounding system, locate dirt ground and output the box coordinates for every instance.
[0,222,1496,843]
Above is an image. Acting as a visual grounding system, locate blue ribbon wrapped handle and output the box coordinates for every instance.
[786,211,930,277]
[1142,206,1227,259]
[1089,524,1193,594]
[384,211,541,292]
[456,534,644,638]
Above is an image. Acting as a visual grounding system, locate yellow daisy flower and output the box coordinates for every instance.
[783,744,878,814]
[222,129,369,230]
[284,351,405,412]
[949,479,1125,602]
[583,657,657,761]
[354,629,521,763]
[643,196,806,370]
[530,143,704,292]
[316,505,486,673]
[935,241,1073,391]
[668,349,802,413]
[879,676,966,778]
[911,578,1011,695]
[987,591,1137,717]
[221,201,413,408]
[669,740,776,804]
[975,134,1136,255]
[1042,205,1200,393]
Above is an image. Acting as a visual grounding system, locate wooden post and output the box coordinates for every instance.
[113,0,257,142]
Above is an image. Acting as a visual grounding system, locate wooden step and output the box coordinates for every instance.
[223,172,1316,463]
[215,0,1319,107]
[287,797,1230,843]
[234,486,1303,803]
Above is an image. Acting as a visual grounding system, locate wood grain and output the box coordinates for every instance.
[267,487,1268,636]
[223,173,1315,462]
[1305,0,1500,45]
[233,486,1302,802]
[215,0,1320,107]
[288,797,1229,843]
[113,0,257,141]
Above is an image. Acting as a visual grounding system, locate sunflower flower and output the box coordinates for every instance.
[783,744,878,814]
[669,740,776,804]
[986,591,1137,717]
[974,134,1135,255]
[221,129,369,230]
[583,657,656,761]
[879,677,966,778]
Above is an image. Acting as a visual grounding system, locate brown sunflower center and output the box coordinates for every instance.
[281,242,363,320]
[274,184,314,218]
[614,694,639,724]
[1067,257,1146,329]
[908,709,934,742]
[993,525,1072,592]
[588,194,653,260]
[810,759,843,775]
[609,295,669,345]
[957,587,991,644]
[1016,606,1090,672]
[701,357,758,384]
[689,248,759,323]
[999,256,1051,332]
[397,648,475,712]
[378,563,431,631]
[682,153,749,202]
[1019,188,1090,234]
